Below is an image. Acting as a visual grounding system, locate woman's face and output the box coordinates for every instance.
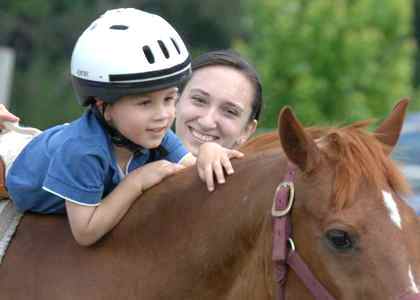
[176,65,257,155]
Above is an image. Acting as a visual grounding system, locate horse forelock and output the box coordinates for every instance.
[308,121,410,211]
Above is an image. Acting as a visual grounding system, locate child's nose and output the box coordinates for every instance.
[153,103,172,120]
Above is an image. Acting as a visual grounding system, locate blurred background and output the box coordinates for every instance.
[1,0,419,128]
[1,0,420,208]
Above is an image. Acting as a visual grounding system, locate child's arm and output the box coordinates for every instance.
[65,160,184,246]
[178,152,196,166]
[195,142,244,192]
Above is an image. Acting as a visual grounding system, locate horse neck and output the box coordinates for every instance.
[113,148,286,299]
[225,212,276,300]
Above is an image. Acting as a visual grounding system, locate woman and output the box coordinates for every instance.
[0,49,263,154]
[176,49,262,155]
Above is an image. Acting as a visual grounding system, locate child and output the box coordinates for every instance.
[5,8,242,246]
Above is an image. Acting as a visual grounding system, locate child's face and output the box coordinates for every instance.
[104,87,178,149]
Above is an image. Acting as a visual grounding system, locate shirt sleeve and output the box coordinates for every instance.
[42,139,108,206]
[160,129,189,163]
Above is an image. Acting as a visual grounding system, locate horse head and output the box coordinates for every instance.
[278,99,420,299]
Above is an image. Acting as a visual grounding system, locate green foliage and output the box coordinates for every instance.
[10,57,83,129]
[239,0,416,128]
[1,0,418,129]
[1,0,242,128]
[1,0,97,128]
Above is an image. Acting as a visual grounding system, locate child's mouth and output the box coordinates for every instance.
[147,126,166,134]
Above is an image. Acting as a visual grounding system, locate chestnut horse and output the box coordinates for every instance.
[1,100,420,299]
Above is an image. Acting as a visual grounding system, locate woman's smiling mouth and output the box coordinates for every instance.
[189,127,218,142]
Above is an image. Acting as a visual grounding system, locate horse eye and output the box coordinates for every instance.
[325,229,354,251]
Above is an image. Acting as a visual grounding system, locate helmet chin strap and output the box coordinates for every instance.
[91,104,144,153]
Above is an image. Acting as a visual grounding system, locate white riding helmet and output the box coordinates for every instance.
[71,8,191,106]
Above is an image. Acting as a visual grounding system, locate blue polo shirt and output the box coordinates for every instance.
[6,110,188,214]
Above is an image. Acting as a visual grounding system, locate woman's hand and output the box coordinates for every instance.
[197,142,244,192]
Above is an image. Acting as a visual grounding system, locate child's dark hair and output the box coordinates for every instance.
[189,49,263,122]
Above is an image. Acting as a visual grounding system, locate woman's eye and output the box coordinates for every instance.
[191,96,207,105]
[226,109,239,116]
[223,107,240,118]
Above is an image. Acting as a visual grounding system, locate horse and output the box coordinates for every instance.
[1,99,420,300]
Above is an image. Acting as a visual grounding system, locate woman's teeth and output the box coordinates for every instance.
[190,128,217,142]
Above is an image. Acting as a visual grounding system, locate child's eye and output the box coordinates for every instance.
[164,96,177,103]
[137,100,151,106]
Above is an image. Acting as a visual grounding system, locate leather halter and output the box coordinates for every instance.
[271,162,335,300]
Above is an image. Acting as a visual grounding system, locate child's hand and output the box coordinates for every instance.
[197,142,244,192]
[0,104,19,129]
[125,160,185,194]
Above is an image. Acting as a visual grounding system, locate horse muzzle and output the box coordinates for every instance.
[400,293,420,300]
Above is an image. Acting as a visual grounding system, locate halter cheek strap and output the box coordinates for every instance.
[271,162,335,300]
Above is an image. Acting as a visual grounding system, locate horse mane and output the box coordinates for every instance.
[240,131,280,154]
[307,120,410,210]
[239,121,410,211]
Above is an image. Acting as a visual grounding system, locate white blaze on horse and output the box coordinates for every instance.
[0,99,419,300]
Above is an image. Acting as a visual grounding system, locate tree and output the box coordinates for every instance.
[0,0,243,128]
[239,0,415,127]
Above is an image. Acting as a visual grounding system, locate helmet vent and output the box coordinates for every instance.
[110,25,128,30]
[171,38,181,54]
[158,40,170,58]
[89,23,97,31]
[142,46,155,64]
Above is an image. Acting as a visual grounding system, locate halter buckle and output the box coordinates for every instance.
[288,238,296,252]
[271,181,295,217]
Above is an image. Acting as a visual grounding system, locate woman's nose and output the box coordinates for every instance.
[197,109,217,129]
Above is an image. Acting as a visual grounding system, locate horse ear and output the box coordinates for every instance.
[278,107,321,172]
[374,98,409,155]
